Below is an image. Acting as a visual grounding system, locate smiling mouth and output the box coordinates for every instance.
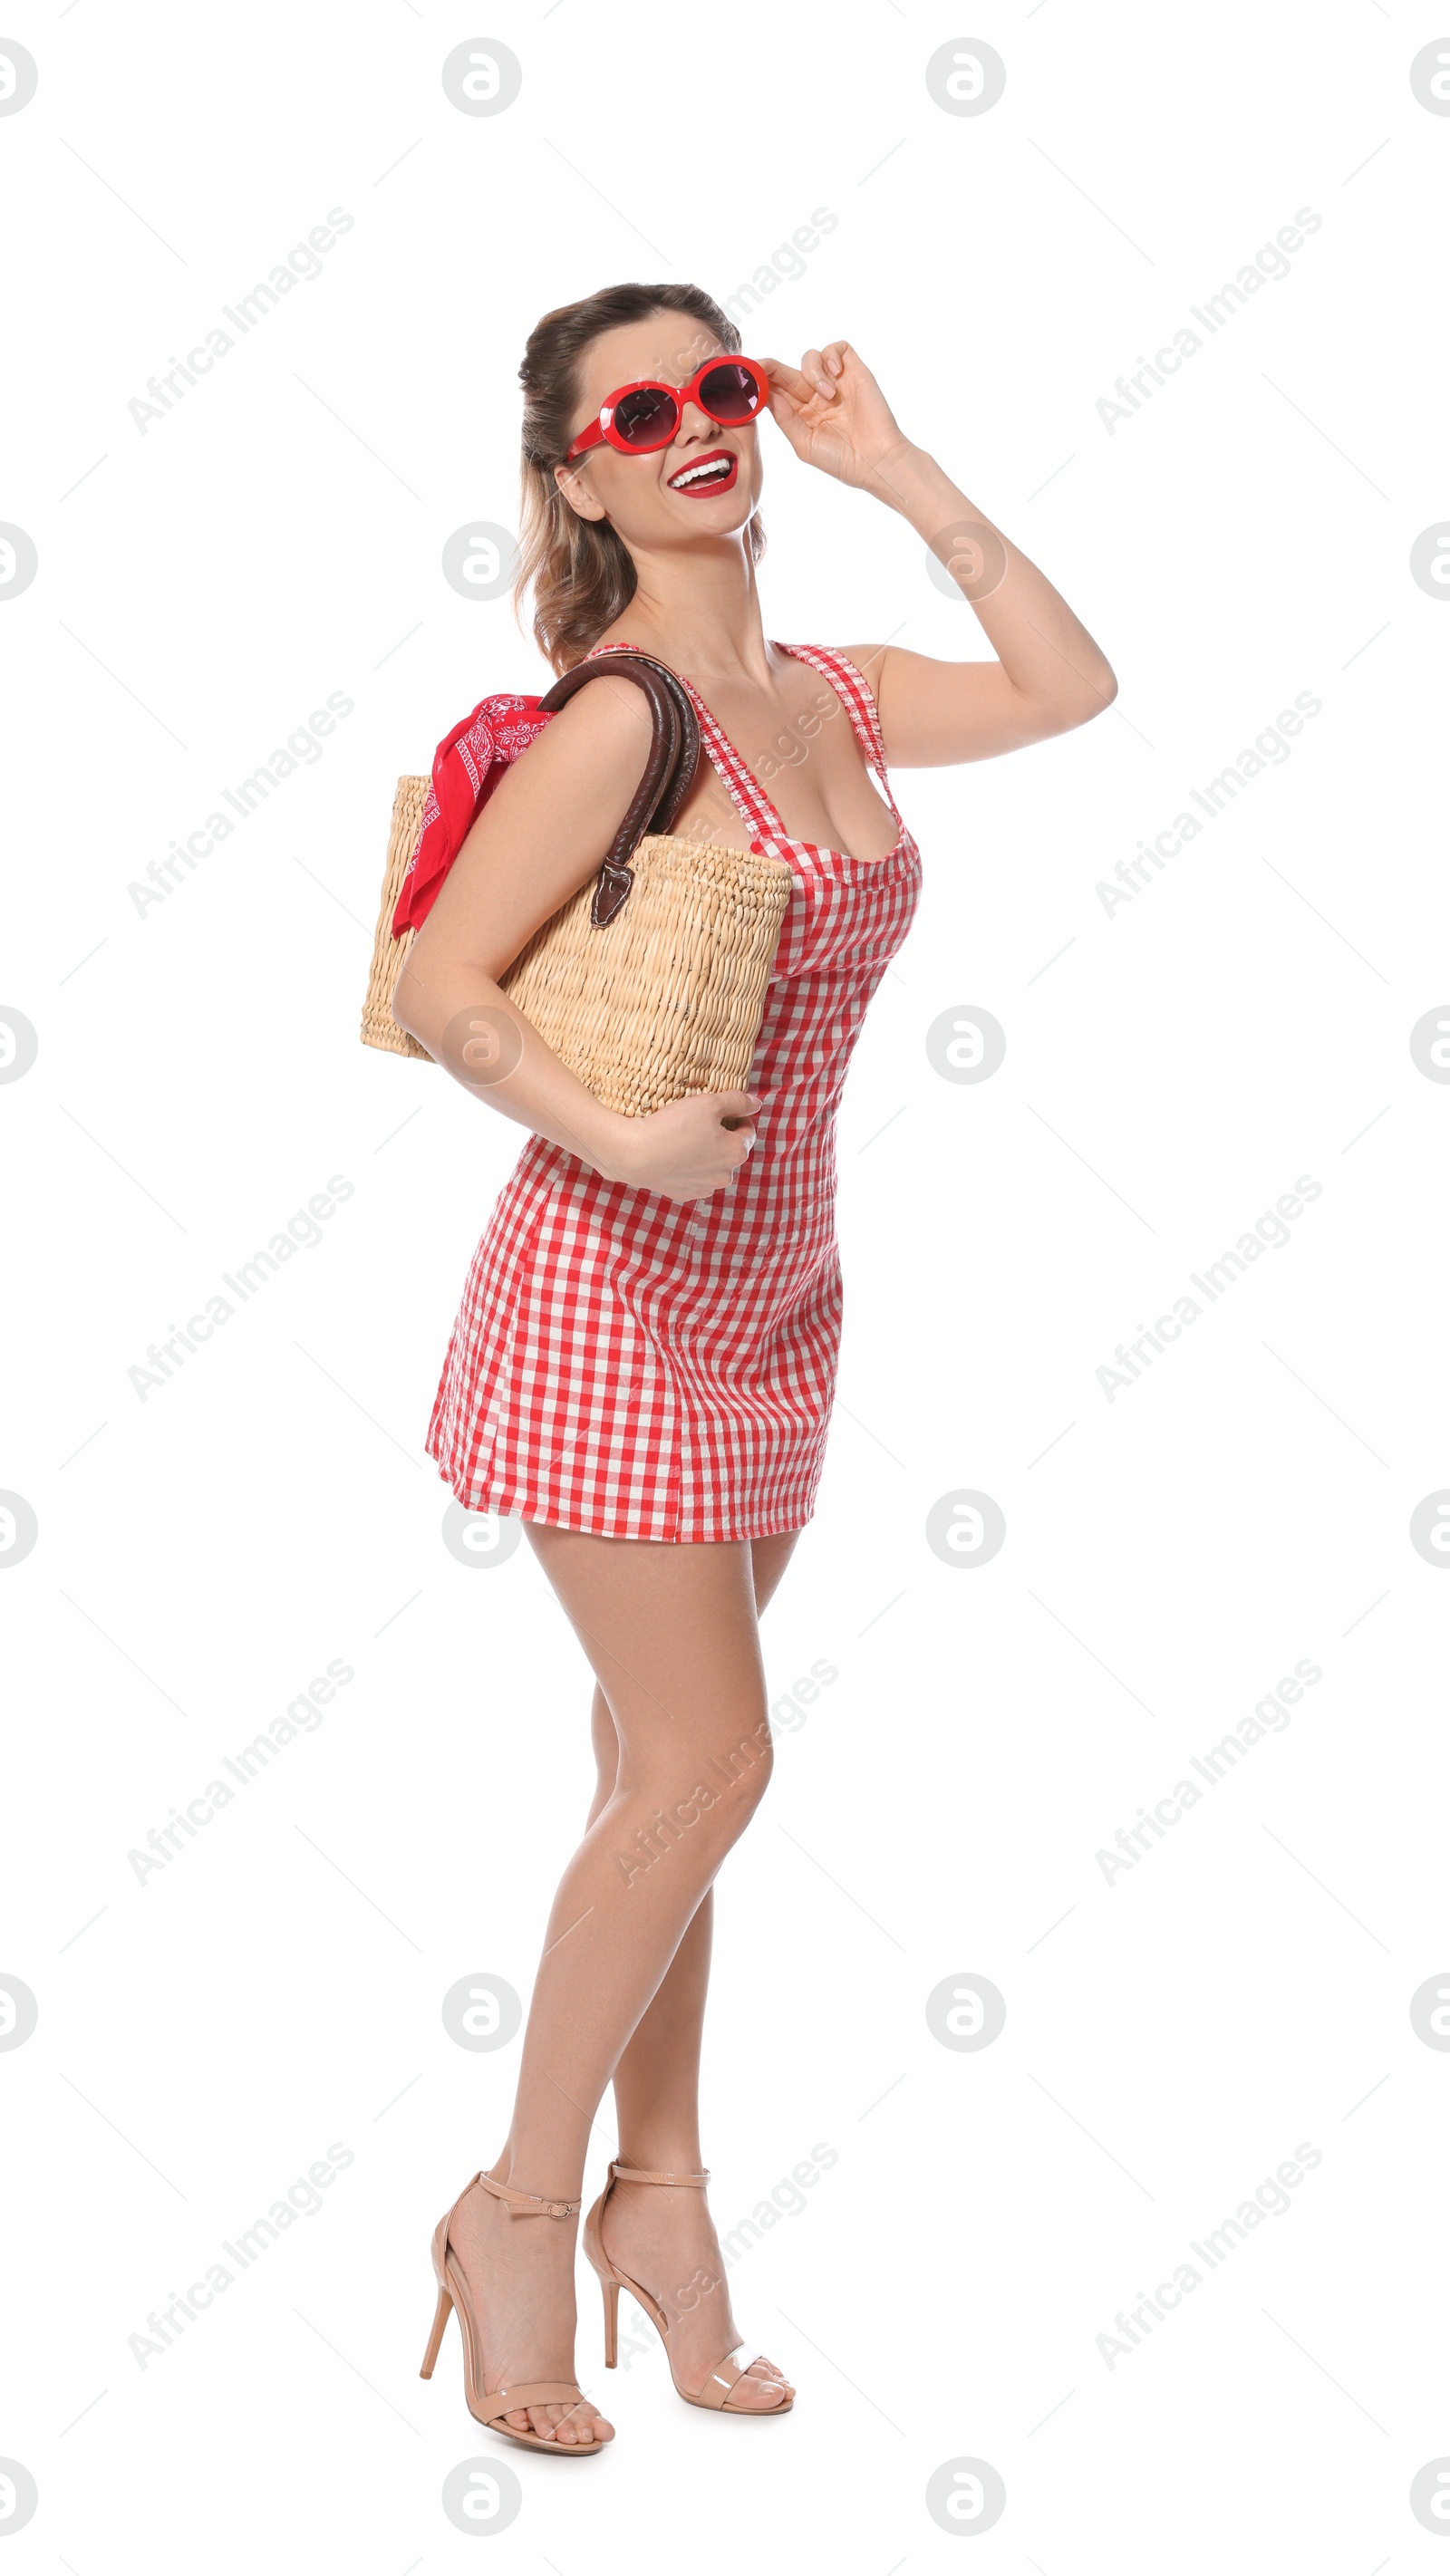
[667,450,739,496]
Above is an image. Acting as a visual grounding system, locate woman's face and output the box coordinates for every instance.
[555,312,764,550]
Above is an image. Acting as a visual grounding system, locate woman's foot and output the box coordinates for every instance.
[600,2172,794,2408]
[447,2172,614,2446]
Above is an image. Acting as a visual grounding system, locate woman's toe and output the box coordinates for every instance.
[730,2369,788,2410]
[546,2401,611,2445]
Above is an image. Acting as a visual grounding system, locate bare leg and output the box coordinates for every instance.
[588,1530,800,2399]
[445,1526,798,2442]
[590,1530,798,2153]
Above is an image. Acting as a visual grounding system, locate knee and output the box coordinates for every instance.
[701,1710,776,1837]
[611,1720,772,1891]
[619,1701,775,1865]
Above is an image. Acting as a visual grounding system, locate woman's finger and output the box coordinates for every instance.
[766,386,812,436]
[800,345,836,396]
[761,354,814,402]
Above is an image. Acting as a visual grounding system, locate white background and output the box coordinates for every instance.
[4,1,1449,2566]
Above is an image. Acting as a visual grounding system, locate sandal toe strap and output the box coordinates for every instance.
[719,2353,789,2410]
[695,2352,746,2409]
[700,2349,784,2410]
[481,2379,593,2424]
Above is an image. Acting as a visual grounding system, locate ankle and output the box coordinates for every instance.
[488,2148,585,2206]
[613,2148,706,2185]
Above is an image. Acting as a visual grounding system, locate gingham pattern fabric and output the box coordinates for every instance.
[425,642,922,1540]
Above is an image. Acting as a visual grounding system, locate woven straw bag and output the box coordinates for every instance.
[360,653,792,1117]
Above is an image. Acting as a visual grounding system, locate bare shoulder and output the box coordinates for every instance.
[835,642,977,695]
[556,663,655,725]
[496,663,653,807]
[416,662,662,971]
[833,642,891,693]
[527,665,652,759]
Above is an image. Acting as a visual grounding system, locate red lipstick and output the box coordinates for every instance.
[666,449,739,497]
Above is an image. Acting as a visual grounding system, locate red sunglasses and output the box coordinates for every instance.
[566,356,770,461]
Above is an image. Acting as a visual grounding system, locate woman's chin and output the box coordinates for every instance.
[654,491,760,543]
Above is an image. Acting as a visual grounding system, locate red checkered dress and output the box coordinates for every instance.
[425,642,922,1540]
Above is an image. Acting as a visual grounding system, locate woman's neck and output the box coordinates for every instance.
[600,532,772,684]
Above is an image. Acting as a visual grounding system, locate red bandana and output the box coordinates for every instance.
[392,691,556,937]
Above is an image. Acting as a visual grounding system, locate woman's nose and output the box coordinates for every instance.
[674,399,716,442]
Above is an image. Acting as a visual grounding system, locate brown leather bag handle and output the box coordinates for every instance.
[536,651,701,927]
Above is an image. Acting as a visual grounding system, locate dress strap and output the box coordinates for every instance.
[773,641,899,821]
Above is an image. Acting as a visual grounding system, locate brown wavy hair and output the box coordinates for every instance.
[516,282,766,675]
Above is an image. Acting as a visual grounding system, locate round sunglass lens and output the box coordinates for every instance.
[613,386,679,448]
[700,362,762,421]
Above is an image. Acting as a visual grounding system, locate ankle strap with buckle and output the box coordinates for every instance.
[475,2170,581,2219]
[608,2161,710,2187]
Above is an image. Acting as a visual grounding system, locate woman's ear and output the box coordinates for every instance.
[554,460,608,525]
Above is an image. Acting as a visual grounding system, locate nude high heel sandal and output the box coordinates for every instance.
[582,2162,794,2415]
[420,2170,607,2455]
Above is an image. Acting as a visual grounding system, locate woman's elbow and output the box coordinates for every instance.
[390,959,430,1047]
[1055,656,1117,735]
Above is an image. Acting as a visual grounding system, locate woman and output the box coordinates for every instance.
[395,281,1116,2454]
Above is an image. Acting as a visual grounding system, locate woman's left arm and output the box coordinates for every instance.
[765,340,1118,766]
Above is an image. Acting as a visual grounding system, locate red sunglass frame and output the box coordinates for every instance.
[566,356,771,462]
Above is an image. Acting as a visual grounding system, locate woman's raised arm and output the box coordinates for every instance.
[766,340,1117,764]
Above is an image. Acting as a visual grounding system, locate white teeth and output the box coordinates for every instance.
[672,457,732,488]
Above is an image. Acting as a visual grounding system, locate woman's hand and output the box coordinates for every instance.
[762,343,912,493]
[596,1089,767,1201]
[761,342,1119,766]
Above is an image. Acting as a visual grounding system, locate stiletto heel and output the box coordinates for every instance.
[582,2163,793,2416]
[421,2170,607,2455]
[420,2282,452,2378]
